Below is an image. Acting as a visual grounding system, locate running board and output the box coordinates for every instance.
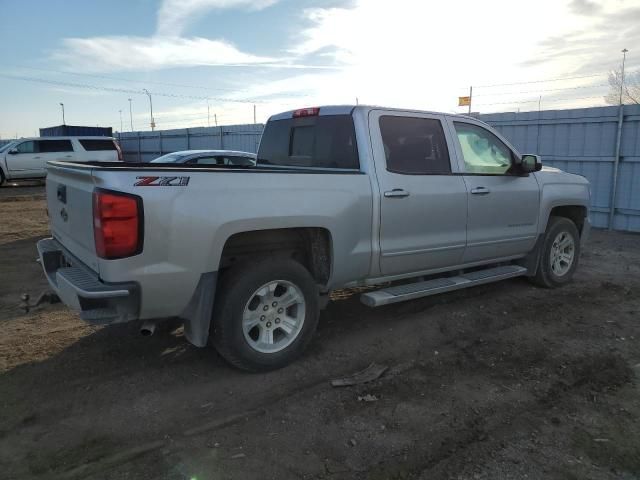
[360,265,528,307]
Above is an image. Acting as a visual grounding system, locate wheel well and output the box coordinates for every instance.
[219,228,332,287]
[549,205,587,234]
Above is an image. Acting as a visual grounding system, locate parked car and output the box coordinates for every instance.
[150,150,256,166]
[0,137,122,186]
[37,105,590,371]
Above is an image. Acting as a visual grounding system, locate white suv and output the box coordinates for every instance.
[0,137,122,185]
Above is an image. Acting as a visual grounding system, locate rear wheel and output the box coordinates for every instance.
[0,169,5,186]
[211,258,319,371]
[531,216,580,288]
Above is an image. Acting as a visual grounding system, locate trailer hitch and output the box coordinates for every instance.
[20,291,60,313]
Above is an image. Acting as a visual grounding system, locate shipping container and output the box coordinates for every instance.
[39,125,113,137]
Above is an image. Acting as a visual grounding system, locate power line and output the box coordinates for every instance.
[472,83,610,97]
[474,95,605,107]
[0,73,263,104]
[468,73,606,89]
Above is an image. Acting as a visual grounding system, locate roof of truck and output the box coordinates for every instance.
[268,105,479,122]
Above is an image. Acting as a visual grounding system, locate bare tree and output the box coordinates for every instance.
[605,68,640,105]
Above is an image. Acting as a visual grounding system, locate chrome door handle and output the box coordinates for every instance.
[471,187,490,195]
[33,156,41,159]
[65,155,73,158]
[384,189,410,198]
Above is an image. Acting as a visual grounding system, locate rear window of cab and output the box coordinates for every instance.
[258,115,359,170]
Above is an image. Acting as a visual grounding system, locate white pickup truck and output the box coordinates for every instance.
[37,105,590,370]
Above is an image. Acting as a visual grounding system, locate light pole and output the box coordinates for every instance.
[128,98,134,131]
[59,103,65,125]
[619,48,629,105]
[142,89,155,131]
[119,110,123,132]
[207,98,211,127]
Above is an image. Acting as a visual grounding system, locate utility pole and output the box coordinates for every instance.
[253,104,256,124]
[610,48,629,230]
[142,89,155,131]
[59,103,65,125]
[468,86,472,115]
[119,110,123,132]
[207,99,211,127]
[214,113,218,127]
[128,98,134,131]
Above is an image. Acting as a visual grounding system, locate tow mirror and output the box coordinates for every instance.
[8,149,18,155]
[520,154,542,173]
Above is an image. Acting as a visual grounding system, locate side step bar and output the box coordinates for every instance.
[360,265,528,307]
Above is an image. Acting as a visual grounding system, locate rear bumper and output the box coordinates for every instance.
[37,238,139,324]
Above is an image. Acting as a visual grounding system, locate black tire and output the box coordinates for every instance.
[530,216,581,288]
[210,258,319,372]
[0,169,5,187]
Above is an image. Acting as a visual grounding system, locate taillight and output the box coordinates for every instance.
[93,190,142,259]
[293,107,320,118]
[114,142,124,161]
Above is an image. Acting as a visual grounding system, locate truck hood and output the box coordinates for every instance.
[534,165,589,187]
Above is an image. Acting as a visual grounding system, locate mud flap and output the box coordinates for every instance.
[517,234,544,277]
[181,272,217,347]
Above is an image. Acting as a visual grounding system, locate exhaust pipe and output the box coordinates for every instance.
[140,321,156,337]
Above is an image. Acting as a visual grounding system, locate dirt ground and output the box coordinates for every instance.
[1,184,639,480]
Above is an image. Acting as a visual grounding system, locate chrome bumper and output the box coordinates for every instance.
[36,238,139,324]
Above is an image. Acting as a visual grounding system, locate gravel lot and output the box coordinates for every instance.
[1,184,639,480]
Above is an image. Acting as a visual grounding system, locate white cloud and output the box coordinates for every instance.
[157,0,279,36]
[52,0,281,72]
[52,35,275,72]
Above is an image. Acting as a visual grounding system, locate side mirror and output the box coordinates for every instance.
[520,154,542,173]
[8,149,18,155]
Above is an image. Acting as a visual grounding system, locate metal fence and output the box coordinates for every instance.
[116,105,640,232]
[117,123,264,163]
[478,104,640,232]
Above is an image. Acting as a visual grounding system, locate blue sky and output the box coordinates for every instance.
[1,0,638,138]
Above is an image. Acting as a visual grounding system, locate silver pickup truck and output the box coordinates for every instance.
[37,105,590,371]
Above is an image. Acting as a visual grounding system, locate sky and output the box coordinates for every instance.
[0,0,638,138]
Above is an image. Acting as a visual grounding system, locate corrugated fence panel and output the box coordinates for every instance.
[480,104,640,232]
[118,124,264,163]
[115,107,639,232]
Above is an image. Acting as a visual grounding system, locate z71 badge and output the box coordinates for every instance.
[134,176,190,186]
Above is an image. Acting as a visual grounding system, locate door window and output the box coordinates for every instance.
[454,122,513,174]
[38,140,73,153]
[379,116,451,174]
[15,141,36,154]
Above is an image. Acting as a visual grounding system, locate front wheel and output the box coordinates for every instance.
[530,216,581,288]
[211,258,319,371]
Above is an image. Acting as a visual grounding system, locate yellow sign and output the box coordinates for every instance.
[458,96,471,107]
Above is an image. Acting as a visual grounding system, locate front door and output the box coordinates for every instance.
[5,140,41,177]
[447,119,540,263]
[370,110,468,277]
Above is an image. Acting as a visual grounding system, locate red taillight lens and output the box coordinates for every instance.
[93,190,142,259]
[292,107,320,118]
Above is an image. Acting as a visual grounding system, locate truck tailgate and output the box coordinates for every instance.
[45,163,100,273]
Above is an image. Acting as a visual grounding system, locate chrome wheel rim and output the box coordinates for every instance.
[550,231,575,277]
[242,280,306,354]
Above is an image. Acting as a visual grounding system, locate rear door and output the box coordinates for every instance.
[446,118,540,263]
[37,140,75,171]
[370,110,468,276]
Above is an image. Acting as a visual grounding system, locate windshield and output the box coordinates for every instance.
[150,152,189,163]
